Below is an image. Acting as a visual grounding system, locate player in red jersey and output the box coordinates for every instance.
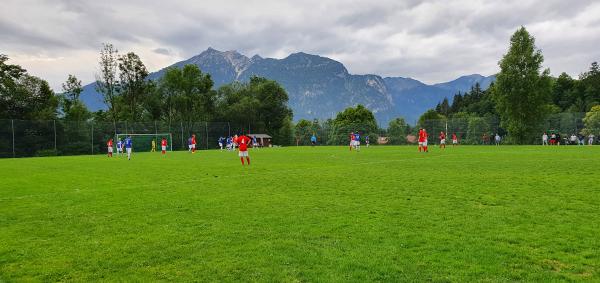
[191,134,197,153]
[161,137,168,155]
[452,133,458,147]
[349,132,355,151]
[419,129,429,152]
[439,131,446,149]
[237,134,251,165]
[418,128,424,152]
[107,138,113,157]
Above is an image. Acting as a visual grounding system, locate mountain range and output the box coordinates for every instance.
[80,48,495,125]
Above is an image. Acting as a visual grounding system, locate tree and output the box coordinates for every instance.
[62,74,83,102]
[158,64,214,123]
[294,119,312,145]
[95,43,120,122]
[0,55,58,120]
[61,74,89,121]
[215,76,292,144]
[387,117,410,144]
[13,75,59,120]
[329,104,378,144]
[159,67,183,124]
[552,73,577,111]
[582,105,600,136]
[467,116,491,144]
[492,27,552,144]
[118,52,149,121]
[294,119,322,145]
[0,54,26,118]
[249,76,292,140]
[141,81,163,121]
[579,62,600,110]
[435,97,450,116]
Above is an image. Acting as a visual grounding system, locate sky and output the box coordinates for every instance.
[2,0,600,91]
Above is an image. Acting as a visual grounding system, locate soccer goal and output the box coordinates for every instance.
[115,133,173,152]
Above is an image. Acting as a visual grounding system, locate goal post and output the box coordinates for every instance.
[114,133,173,152]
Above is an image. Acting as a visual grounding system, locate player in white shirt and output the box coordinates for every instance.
[589,134,595,145]
[116,139,123,156]
[542,132,548,145]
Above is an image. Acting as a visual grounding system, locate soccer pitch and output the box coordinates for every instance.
[1,146,598,281]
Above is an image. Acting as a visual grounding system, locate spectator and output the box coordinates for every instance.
[570,134,577,145]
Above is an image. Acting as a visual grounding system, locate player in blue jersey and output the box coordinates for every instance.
[218,137,225,150]
[124,136,133,160]
[252,136,259,148]
[226,136,233,151]
[311,133,317,146]
[353,132,361,151]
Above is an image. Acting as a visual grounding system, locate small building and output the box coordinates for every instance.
[248,134,272,147]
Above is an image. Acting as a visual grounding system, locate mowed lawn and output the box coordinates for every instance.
[0,146,599,282]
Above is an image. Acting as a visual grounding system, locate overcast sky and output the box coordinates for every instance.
[2,0,599,91]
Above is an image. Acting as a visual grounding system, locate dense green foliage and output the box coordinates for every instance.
[1,146,599,281]
[293,119,322,145]
[582,105,600,135]
[492,27,553,144]
[215,77,293,144]
[386,117,411,144]
[0,55,59,120]
[328,104,378,144]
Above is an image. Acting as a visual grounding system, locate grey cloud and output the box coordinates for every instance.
[1,0,599,88]
[153,48,171,55]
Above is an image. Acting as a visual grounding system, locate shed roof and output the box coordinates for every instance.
[248,134,272,138]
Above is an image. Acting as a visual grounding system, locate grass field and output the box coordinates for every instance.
[1,145,599,281]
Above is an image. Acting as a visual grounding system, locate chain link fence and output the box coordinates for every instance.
[290,113,595,146]
[1,113,596,157]
[0,119,261,158]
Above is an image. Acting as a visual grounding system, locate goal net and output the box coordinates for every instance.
[115,133,173,152]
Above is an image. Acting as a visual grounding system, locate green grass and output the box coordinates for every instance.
[1,146,599,282]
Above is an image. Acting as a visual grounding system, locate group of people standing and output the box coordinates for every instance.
[349,132,370,151]
[106,136,133,160]
[218,135,259,151]
[418,129,460,152]
[542,132,595,145]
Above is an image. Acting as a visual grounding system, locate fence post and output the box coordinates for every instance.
[228,122,231,137]
[180,121,184,150]
[91,122,94,155]
[11,119,15,158]
[154,121,158,144]
[53,120,57,152]
[205,122,209,149]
